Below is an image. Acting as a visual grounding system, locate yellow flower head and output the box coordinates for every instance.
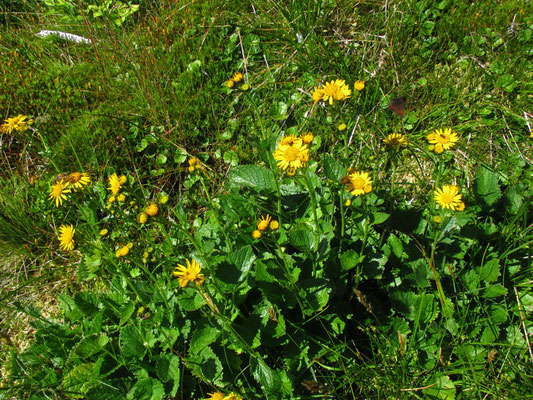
[159,194,169,204]
[226,79,235,88]
[273,136,309,174]
[240,84,250,91]
[108,173,123,195]
[119,174,127,185]
[117,193,126,202]
[383,133,408,151]
[58,224,75,251]
[301,132,314,145]
[223,393,243,400]
[108,195,116,203]
[188,157,198,166]
[345,199,351,207]
[99,228,108,236]
[173,258,205,288]
[354,80,365,91]
[345,170,373,196]
[67,172,91,190]
[138,212,148,224]
[337,123,347,131]
[321,79,351,105]
[48,180,71,207]
[269,220,279,230]
[252,229,262,239]
[206,392,224,400]
[146,202,159,216]
[311,87,323,103]
[427,128,459,154]
[115,245,131,258]
[232,72,243,82]
[434,185,465,211]
[257,214,272,231]
[1,114,33,134]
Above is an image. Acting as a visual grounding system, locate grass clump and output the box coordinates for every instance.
[1,0,532,399]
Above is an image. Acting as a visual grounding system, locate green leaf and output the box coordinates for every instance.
[388,234,404,259]
[489,304,508,325]
[270,102,288,120]
[323,155,345,181]
[229,165,276,193]
[474,166,501,207]
[372,212,389,225]
[251,358,276,394]
[228,245,256,282]
[73,292,100,317]
[300,278,331,315]
[155,355,180,384]
[126,377,165,400]
[340,249,362,271]
[61,361,101,397]
[119,325,146,360]
[243,33,261,54]
[423,375,456,400]
[223,150,239,166]
[74,333,109,359]
[189,325,220,355]
[483,284,508,298]
[288,227,318,252]
[476,256,500,282]
[178,290,205,311]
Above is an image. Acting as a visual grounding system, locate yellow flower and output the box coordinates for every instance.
[48,180,71,207]
[321,79,351,105]
[99,228,108,236]
[337,123,347,131]
[226,80,235,88]
[115,245,131,258]
[223,393,243,400]
[353,80,365,91]
[273,136,309,174]
[138,212,148,224]
[188,166,196,173]
[67,172,91,190]
[58,224,75,251]
[232,72,243,82]
[206,392,224,400]
[301,132,314,144]
[345,171,373,196]
[434,185,465,211]
[383,133,408,150]
[146,203,159,216]
[252,229,262,239]
[117,194,126,202]
[119,175,127,185]
[173,258,205,287]
[188,157,198,166]
[108,195,116,203]
[311,87,323,103]
[0,114,33,134]
[108,173,123,195]
[159,194,169,204]
[269,220,279,230]
[427,128,459,154]
[257,214,272,231]
[240,84,250,91]
[345,199,351,207]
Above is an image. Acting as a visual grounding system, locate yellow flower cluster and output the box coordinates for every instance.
[115,243,133,258]
[252,214,279,239]
[49,172,91,207]
[226,72,244,89]
[272,134,310,176]
[0,114,33,134]
[188,157,198,173]
[312,79,352,105]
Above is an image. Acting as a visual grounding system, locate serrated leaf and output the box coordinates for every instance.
[476,257,500,282]
[178,290,205,311]
[323,155,345,181]
[229,165,276,193]
[126,377,164,400]
[474,166,501,207]
[74,333,109,359]
[73,292,100,317]
[155,355,180,384]
[229,245,256,282]
[489,304,508,325]
[61,362,101,397]
[190,346,223,385]
[483,285,507,298]
[340,249,362,271]
[288,227,318,251]
[251,358,276,394]
[300,278,331,315]
[119,325,146,360]
[189,325,220,355]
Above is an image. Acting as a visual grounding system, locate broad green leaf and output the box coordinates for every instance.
[178,290,205,311]
[188,325,220,355]
[423,375,456,400]
[474,166,501,207]
[340,249,362,271]
[288,227,318,251]
[119,325,146,360]
[300,278,331,315]
[323,155,345,181]
[483,285,508,298]
[243,33,261,54]
[489,304,508,325]
[61,361,101,397]
[270,102,288,120]
[74,333,109,359]
[372,212,389,225]
[155,355,180,385]
[229,165,276,193]
[251,358,276,394]
[388,234,404,259]
[126,377,165,400]
[73,292,100,317]
[229,245,256,282]
[476,256,500,282]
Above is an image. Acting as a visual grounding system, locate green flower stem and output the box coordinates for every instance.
[301,168,320,270]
